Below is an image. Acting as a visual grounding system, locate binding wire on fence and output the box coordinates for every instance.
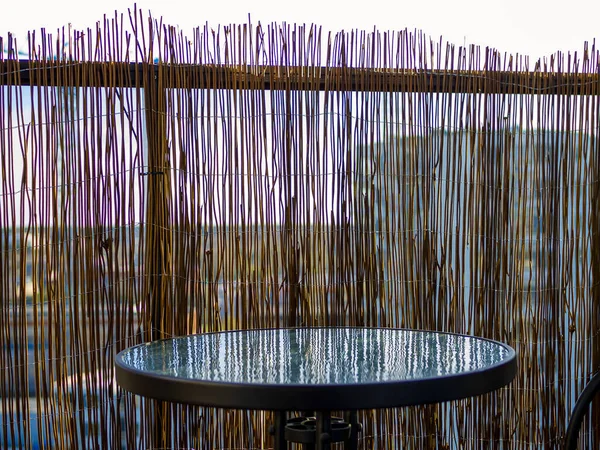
[0,6,599,449]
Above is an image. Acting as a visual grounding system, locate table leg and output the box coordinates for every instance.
[274,411,287,450]
[344,410,359,450]
[304,409,316,450]
[315,411,331,450]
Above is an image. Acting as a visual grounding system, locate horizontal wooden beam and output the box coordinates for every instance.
[1,60,599,95]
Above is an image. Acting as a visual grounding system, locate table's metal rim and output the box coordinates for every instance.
[115,326,517,411]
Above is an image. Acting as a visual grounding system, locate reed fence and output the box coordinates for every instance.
[0,7,599,449]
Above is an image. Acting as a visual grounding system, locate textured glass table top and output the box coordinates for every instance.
[118,327,514,386]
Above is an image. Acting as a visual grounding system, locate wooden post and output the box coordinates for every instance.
[142,62,173,449]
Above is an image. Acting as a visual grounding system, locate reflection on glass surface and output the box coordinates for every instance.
[121,328,512,385]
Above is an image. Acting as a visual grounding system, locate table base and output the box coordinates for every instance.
[271,411,362,450]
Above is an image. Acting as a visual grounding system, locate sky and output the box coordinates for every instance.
[1,0,599,63]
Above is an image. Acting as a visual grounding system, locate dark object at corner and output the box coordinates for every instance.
[564,371,600,450]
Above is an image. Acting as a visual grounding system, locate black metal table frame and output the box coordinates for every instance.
[115,327,517,450]
[272,410,361,450]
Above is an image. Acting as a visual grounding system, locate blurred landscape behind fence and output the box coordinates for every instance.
[1,7,599,449]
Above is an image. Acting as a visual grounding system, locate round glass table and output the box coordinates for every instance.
[115,327,517,449]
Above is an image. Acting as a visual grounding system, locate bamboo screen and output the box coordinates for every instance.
[1,9,599,450]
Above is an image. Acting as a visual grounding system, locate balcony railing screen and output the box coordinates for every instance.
[1,11,599,450]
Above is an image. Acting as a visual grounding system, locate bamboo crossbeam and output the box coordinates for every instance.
[1,60,599,94]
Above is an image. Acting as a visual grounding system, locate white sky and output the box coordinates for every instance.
[1,0,599,62]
